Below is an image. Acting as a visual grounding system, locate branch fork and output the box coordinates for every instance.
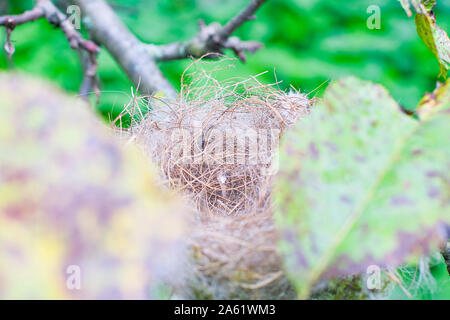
[190,19,262,62]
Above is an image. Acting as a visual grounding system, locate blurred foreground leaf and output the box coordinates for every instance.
[275,76,450,298]
[0,74,186,299]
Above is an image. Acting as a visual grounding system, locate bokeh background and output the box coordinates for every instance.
[1,0,449,121]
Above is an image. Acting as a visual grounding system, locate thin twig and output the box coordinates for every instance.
[0,0,100,98]
[0,5,44,26]
[0,0,99,54]
[218,0,268,40]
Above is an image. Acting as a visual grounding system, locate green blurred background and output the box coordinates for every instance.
[1,0,449,122]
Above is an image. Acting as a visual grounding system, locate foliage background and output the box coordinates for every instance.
[1,0,449,120]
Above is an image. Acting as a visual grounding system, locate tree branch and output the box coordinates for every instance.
[78,50,99,102]
[147,0,268,63]
[0,0,99,53]
[72,0,177,99]
[0,0,100,96]
[218,0,267,41]
[0,5,44,27]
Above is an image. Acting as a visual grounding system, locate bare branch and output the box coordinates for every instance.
[0,4,44,58]
[0,0,99,54]
[218,0,268,41]
[0,0,100,96]
[40,1,99,53]
[72,0,177,99]
[0,5,45,27]
[223,37,262,62]
[147,21,229,62]
[78,50,100,102]
[147,0,268,63]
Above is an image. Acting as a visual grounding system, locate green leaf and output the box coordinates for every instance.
[274,76,450,299]
[415,13,450,78]
[398,0,450,78]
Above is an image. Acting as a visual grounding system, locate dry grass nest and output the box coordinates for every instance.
[118,59,313,299]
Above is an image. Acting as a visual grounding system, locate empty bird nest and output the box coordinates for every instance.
[117,59,313,299]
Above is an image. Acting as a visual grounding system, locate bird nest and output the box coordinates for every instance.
[120,59,312,299]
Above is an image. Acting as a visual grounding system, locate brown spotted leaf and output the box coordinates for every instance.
[0,74,186,299]
[274,76,450,298]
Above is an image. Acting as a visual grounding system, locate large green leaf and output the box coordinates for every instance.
[398,0,450,78]
[274,76,450,298]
